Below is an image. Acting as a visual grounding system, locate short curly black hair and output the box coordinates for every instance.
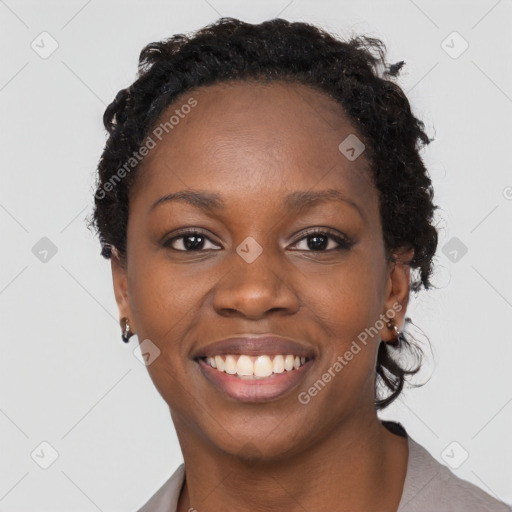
[88,17,438,409]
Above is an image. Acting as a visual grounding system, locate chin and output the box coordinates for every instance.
[199,418,312,465]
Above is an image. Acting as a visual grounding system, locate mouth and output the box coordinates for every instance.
[198,353,310,378]
[192,335,316,402]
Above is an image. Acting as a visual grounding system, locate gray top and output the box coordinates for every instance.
[136,421,511,512]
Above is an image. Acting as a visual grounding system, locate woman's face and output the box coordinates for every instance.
[112,80,411,460]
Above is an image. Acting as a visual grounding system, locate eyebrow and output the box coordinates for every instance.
[149,188,365,220]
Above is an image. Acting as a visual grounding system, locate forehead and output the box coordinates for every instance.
[132,80,376,215]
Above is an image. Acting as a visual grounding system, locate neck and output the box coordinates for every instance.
[174,412,408,512]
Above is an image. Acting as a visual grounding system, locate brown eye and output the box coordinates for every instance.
[289,229,352,251]
[164,230,221,252]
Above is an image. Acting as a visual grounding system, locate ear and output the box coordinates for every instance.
[380,246,414,342]
[111,247,136,333]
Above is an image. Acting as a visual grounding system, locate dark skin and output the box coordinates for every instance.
[112,80,413,512]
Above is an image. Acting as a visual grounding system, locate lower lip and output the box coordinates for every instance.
[196,358,313,402]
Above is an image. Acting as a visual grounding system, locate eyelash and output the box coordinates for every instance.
[163,228,353,252]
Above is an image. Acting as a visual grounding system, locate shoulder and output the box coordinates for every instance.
[397,430,511,512]
[136,463,185,512]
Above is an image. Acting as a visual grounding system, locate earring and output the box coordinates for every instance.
[121,317,133,343]
[385,319,404,347]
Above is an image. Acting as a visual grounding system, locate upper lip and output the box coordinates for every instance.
[192,334,316,360]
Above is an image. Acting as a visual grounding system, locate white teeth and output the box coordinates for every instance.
[284,355,294,371]
[236,355,253,376]
[204,353,309,377]
[224,355,237,374]
[254,355,273,377]
[215,355,225,372]
[273,355,285,373]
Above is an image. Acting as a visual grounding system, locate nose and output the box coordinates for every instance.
[212,246,300,320]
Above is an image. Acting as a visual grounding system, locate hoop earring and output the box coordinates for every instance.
[385,319,404,348]
[121,317,133,343]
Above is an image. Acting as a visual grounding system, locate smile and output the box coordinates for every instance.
[192,335,316,402]
[201,354,308,378]
[196,355,314,402]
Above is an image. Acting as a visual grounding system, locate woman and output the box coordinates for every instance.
[90,17,511,512]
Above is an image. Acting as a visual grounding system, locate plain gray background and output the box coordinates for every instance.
[1,0,511,510]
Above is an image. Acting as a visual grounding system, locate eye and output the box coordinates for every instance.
[163,229,221,252]
[163,228,353,253]
[289,229,352,252]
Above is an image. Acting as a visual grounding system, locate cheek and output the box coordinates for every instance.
[298,285,382,418]
[128,243,206,340]
[299,252,387,402]
[306,254,386,343]
[127,259,207,410]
